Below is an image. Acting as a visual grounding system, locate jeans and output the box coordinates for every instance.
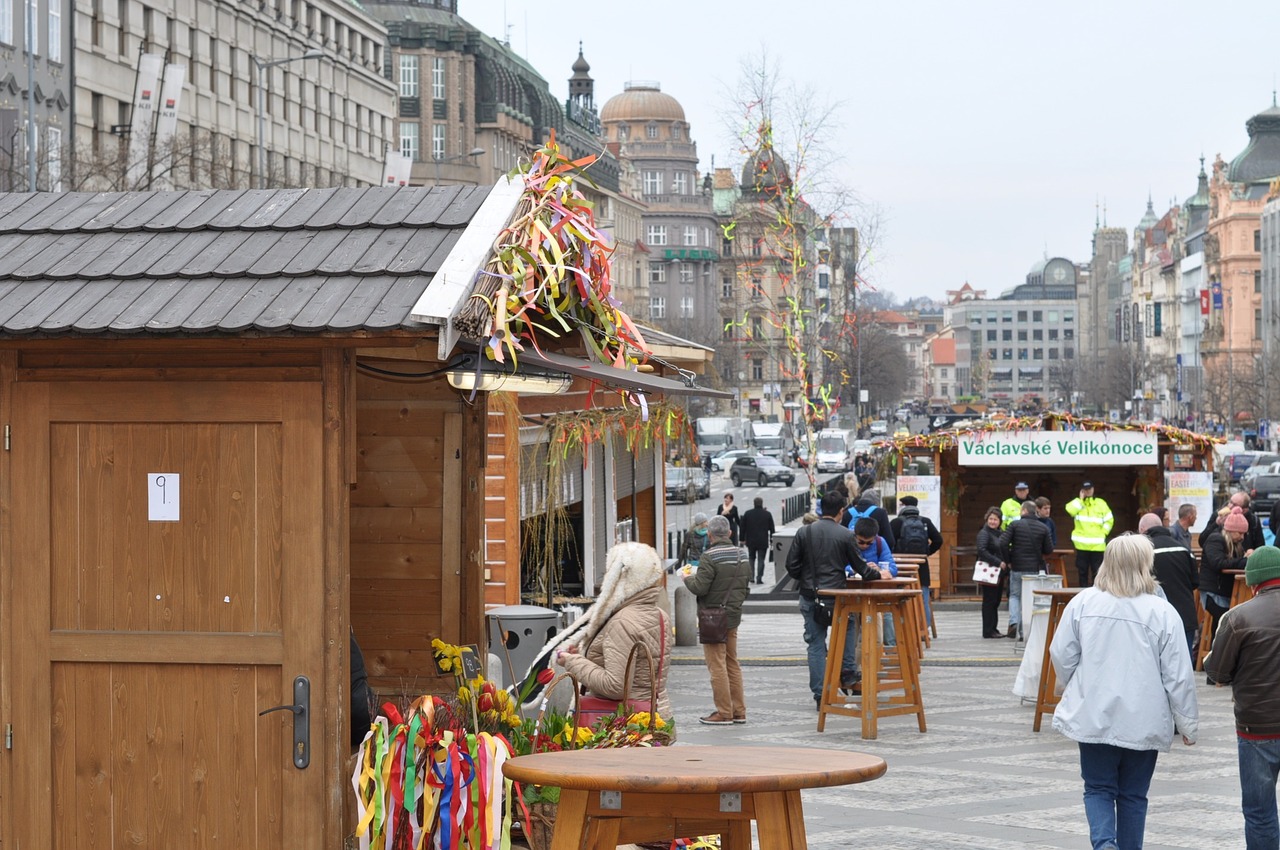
[702,627,745,719]
[1008,571,1026,633]
[1078,742,1158,850]
[799,595,859,699]
[1077,549,1104,587]
[1239,736,1280,850]
[747,546,768,583]
[1204,591,1231,644]
[981,572,1005,635]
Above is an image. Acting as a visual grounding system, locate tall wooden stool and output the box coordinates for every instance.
[818,587,926,740]
[1032,587,1083,732]
[893,563,931,649]
[1231,573,1254,608]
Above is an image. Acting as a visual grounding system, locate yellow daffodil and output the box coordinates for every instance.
[457,686,471,703]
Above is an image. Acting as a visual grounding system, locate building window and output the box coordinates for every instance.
[649,297,665,319]
[1002,311,1012,323]
[987,349,997,360]
[1256,229,1262,252]
[1048,328,1058,340]
[0,0,11,45]
[1017,348,1028,360]
[1063,328,1074,340]
[1017,310,1027,322]
[672,125,683,140]
[646,124,658,139]
[751,317,763,339]
[1033,329,1043,341]
[702,227,710,247]
[1064,311,1074,322]
[432,57,445,99]
[680,295,694,317]
[47,1,60,61]
[1033,310,1043,322]
[752,239,763,258]
[722,276,732,298]
[1002,348,1012,360]
[431,124,445,160]
[646,225,667,245]
[1048,311,1059,322]
[1257,308,1263,339]
[722,237,733,255]
[1017,330,1027,341]
[1033,348,1043,359]
[987,330,997,342]
[643,171,662,194]
[679,264,694,284]
[1065,347,1075,359]
[1002,330,1012,342]
[648,262,666,284]
[941,384,949,396]
[750,275,762,300]
[1048,348,1059,360]
[1256,270,1263,294]
[987,311,998,322]
[751,359,764,381]
[45,126,61,189]
[940,367,949,379]
[617,124,629,140]
[399,122,419,161]
[673,172,687,195]
[398,54,418,97]
[683,225,697,246]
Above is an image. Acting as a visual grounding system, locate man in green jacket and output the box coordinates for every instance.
[683,515,751,725]
[1001,481,1031,529]
[1065,481,1113,587]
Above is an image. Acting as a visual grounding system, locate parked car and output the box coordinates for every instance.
[1226,451,1262,485]
[711,448,753,472]
[1238,453,1280,492]
[893,425,911,439]
[728,455,796,487]
[664,466,709,503]
[1247,472,1280,516]
[869,420,889,435]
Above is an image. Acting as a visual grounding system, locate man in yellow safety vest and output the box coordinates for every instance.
[1065,481,1113,586]
[1001,482,1030,529]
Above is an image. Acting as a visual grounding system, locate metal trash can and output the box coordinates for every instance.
[771,527,799,584]
[487,605,561,689]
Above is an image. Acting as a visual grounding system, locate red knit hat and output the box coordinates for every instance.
[1223,506,1249,533]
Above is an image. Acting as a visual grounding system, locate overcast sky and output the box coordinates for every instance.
[466,0,1280,302]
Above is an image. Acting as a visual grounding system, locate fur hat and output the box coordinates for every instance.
[1223,506,1249,534]
[1137,513,1163,534]
[532,542,664,663]
[1245,545,1280,586]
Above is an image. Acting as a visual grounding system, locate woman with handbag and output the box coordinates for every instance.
[977,506,1009,639]
[535,542,673,731]
[683,515,752,725]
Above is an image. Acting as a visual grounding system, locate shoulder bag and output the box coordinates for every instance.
[696,549,741,644]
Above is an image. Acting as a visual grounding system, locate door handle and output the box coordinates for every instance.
[259,675,310,769]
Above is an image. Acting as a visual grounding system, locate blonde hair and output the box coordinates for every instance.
[1094,534,1158,597]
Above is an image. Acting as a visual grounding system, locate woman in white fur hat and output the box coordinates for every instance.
[531,541,673,726]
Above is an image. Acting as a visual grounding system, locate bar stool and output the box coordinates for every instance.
[1032,587,1084,732]
[817,587,926,740]
[1193,589,1212,671]
[1231,573,1254,608]
[892,564,931,650]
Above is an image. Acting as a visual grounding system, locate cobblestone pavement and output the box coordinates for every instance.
[664,604,1254,850]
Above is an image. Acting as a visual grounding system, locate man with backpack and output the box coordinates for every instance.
[890,495,943,634]
[843,487,896,551]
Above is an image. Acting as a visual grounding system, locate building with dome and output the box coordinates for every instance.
[1202,99,1280,423]
[600,81,720,358]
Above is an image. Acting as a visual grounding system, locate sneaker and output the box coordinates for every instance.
[698,713,734,726]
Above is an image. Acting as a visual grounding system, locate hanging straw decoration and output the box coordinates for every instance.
[455,131,650,372]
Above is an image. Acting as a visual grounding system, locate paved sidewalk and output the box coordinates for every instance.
[666,604,1252,850]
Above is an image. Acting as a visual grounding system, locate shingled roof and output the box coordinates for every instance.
[0,185,491,338]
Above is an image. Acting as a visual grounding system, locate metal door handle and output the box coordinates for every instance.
[258,675,310,769]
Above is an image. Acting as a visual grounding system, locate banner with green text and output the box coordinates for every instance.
[957,431,1158,466]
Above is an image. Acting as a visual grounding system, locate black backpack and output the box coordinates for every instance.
[898,514,930,554]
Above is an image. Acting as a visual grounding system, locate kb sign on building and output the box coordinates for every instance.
[957,431,1159,466]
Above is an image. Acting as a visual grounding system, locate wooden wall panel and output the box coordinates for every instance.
[483,405,520,608]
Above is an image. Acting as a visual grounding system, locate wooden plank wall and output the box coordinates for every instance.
[484,404,521,608]
[351,372,459,694]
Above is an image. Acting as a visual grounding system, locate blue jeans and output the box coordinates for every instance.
[800,595,859,699]
[1079,742,1158,850]
[1239,736,1280,850]
[1008,571,1026,634]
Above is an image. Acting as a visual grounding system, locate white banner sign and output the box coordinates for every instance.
[895,475,940,527]
[957,431,1158,467]
[150,64,186,191]
[1164,471,1214,537]
[125,53,164,188]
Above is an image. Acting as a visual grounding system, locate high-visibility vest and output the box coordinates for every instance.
[1065,496,1113,551]
[1000,497,1023,530]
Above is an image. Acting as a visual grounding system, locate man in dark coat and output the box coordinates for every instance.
[998,500,1053,639]
[1140,512,1199,659]
[739,496,776,585]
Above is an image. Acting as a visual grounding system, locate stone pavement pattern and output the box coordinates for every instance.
[663,606,1255,850]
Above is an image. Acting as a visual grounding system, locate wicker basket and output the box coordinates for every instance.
[522,801,557,850]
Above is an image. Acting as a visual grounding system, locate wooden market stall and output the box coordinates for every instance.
[889,413,1219,598]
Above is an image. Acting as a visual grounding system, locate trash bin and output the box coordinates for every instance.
[771,527,798,585]
[487,605,561,689]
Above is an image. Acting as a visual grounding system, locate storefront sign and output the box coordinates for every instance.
[957,431,1158,466]
[1164,472,1213,535]
[895,475,940,526]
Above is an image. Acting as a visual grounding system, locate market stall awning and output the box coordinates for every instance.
[512,348,731,398]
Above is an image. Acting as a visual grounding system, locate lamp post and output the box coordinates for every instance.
[432,146,485,184]
[252,48,323,190]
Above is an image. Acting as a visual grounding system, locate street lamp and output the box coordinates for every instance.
[252,48,323,189]
[432,147,485,184]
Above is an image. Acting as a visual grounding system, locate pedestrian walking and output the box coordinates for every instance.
[739,496,776,585]
[999,500,1053,639]
[977,506,1010,639]
[1140,512,1199,659]
[683,515,751,725]
[716,493,741,545]
[678,513,709,573]
[1065,481,1114,587]
[1205,545,1280,850]
[1050,534,1198,850]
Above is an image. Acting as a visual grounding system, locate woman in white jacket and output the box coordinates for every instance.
[1050,533,1199,850]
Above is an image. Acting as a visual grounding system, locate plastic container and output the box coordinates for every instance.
[486,605,561,689]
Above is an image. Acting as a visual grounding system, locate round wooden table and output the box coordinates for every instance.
[502,745,886,849]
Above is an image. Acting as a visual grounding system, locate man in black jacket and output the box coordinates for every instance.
[786,490,890,706]
[1205,545,1280,850]
[998,500,1053,639]
[739,496,776,585]
[1140,513,1199,659]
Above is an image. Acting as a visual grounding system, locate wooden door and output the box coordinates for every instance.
[8,381,325,848]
